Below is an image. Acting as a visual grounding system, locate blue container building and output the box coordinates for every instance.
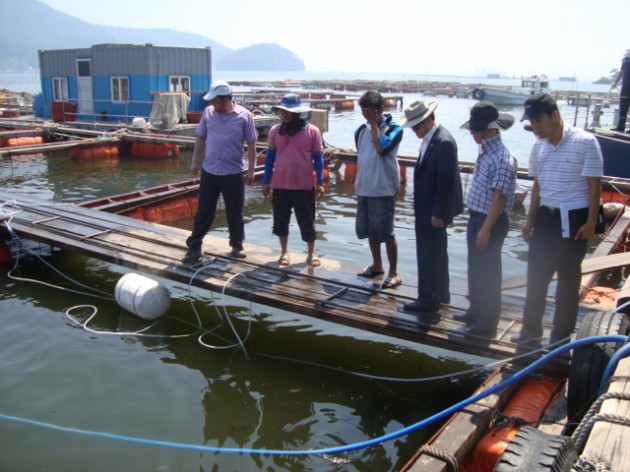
[36,43,212,123]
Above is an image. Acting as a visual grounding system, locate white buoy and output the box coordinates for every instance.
[131,117,148,129]
[115,273,171,320]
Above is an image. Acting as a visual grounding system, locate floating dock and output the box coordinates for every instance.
[0,190,612,364]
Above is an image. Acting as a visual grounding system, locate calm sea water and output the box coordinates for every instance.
[0,71,609,471]
[0,70,613,95]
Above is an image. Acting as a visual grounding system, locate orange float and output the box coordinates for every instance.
[256,152,267,166]
[131,141,179,158]
[1,109,20,118]
[344,162,357,182]
[459,379,563,472]
[70,145,119,160]
[334,100,355,111]
[399,165,408,182]
[383,97,398,109]
[313,168,330,184]
[1,136,44,147]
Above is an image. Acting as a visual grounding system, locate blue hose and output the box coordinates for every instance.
[0,335,628,456]
[599,338,630,395]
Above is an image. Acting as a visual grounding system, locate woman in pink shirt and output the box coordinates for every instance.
[262,94,325,266]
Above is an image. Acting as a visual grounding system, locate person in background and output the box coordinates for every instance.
[456,101,518,338]
[262,94,324,267]
[401,100,463,313]
[353,90,404,289]
[183,81,257,264]
[512,93,603,346]
[610,49,630,132]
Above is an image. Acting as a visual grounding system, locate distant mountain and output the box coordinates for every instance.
[593,77,613,85]
[0,0,303,72]
[217,43,305,71]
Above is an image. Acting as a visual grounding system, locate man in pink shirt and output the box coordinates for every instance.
[262,94,325,266]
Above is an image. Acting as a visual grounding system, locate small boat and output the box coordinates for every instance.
[591,128,630,178]
[471,75,550,106]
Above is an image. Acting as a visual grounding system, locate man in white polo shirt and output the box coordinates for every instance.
[512,93,603,346]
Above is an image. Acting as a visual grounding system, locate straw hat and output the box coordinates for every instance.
[399,100,439,128]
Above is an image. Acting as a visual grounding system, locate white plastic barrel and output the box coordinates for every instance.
[131,117,148,129]
[114,273,171,320]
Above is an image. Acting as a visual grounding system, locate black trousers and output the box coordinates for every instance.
[271,189,317,242]
[186,169,245,250]
[467,212,509,330]
[617,91,630,128]
[415,226,450,305]
[522,206,587,339]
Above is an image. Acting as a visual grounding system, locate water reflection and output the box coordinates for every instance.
[1,239,485,470]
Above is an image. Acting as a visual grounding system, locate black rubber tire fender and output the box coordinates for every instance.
[567,310,630,424]
[472,88,485,100]
[493,426,577,471]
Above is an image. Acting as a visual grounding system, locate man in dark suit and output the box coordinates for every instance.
[400,100,463,313]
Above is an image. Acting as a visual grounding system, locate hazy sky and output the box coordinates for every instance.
[38,0,629,81]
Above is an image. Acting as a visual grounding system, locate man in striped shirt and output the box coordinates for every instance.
[512,93,603,346]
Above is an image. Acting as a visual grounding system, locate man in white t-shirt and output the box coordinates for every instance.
[512,93,603,347]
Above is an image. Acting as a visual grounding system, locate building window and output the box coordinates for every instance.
[52,77,69,101]
[111,77,129,102]
[169,76,190,92]
[77,59,91,77]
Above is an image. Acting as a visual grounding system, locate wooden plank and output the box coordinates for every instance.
[0,128,45,139]
[502,251,630,290]
[503,209,630,291]
[582,251,630,273]
[581,209,630,291]
[580,356,630,471]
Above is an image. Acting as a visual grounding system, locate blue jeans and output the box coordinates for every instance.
[186,169,245,249]
[522,206,587,339]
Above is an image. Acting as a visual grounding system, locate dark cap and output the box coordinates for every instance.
[520,93,558,121]
[460,101,514,132]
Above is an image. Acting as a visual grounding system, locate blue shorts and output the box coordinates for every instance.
[355,195,396,243]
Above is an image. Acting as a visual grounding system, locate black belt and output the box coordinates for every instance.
[469,210,486,217]
[541,205,560,214]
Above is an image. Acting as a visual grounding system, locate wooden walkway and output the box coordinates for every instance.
[579,356,630,471]
[0,191,603,362]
